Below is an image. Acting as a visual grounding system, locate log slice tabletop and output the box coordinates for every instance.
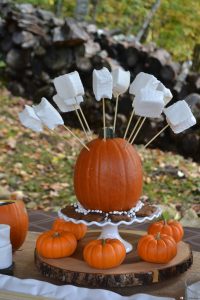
[35,229,193,289]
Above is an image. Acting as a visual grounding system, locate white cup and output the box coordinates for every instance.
[0,224,10,247]
[0,243,12,269]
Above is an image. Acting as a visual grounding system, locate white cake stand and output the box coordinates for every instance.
[58,202,162,253]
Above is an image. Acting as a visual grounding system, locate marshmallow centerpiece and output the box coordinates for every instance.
[18,105,43,132]
[53,94,81,113]
[112,68,130,96]
[164,100,196,133]
[133,87,165,118]
[33,97,64,130]
[156,82,173,105]
[54,71,84,100]
[93,67,113,101]
[129,72,159,95]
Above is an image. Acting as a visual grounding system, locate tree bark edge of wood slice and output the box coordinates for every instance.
[34,231,193,288]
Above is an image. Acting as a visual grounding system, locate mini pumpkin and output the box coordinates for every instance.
[148,220,184,243]
[74,136,143,212]
[36,230,77,259]
[83,239,126,269]
[52,219,87,240]
[137,233,177,264]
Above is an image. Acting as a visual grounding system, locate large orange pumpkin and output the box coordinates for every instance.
[52,219,87,240]
[148,220,184,243]
[36,230,77,259]
[83,239,126,269]
[0,200,29,251]
[137,233,177,264]
[74,136,143,212]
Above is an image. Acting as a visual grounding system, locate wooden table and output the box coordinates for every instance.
[13,232,200,300]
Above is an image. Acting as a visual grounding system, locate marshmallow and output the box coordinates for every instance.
[0,243,12,269]
[129,72,159,95]
[53,71,84,99]
[112,68,130,96]
[133,87,165,118]
[164,100,196,134]
[33,97,64,130]
[93,67,113,101]
[18,105,43,132]
[63,95,84,106]
[0,224,10,247]
[53,94,80,112]
[156,82,173,105]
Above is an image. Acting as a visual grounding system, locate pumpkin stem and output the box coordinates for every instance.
[99,127,116,139]
[102,239,106,246]
[155,232,161,240]
[52,232,60,238]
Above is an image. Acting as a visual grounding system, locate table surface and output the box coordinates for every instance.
[13,231,200,300]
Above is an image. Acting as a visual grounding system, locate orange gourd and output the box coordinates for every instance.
[74,137,143,212]
[83,239,126,269]
[52,219,87,240]
[36,230,77,259]
[0,200,29,251]
[148,220,184,243]
[137,233,177,264]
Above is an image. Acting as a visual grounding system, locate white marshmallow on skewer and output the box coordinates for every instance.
[133,87,165,118]
[93,67,113,101]
[53,94,80,113]
[129,72,159,95]
[33,97,64,130]
[164,100,196,134]
[112,68,130,96]
[156,82,173,105]
[63,95,84,106]
[19,105,43,132]
[54,71,84,99]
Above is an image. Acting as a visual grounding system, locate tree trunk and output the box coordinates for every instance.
[74,0,89,22]
[136,0,161,43]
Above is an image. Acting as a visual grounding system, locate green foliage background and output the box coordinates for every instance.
[14,0,200,60]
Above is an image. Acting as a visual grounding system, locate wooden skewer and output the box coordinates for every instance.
[75,98,92,138]
[144,124,169,149]
[74,106,90,142]
[127,116,142,144]
[113,94,119,133]
[123,108,135,139]
[63,125,90,151]
[103,98,106,140]
[0,200,16,203]
[130,117,146,144]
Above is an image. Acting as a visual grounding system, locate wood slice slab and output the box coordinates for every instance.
[35,230,193,288]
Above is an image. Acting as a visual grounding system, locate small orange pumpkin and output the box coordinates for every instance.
[74,136,143,212]
[148,220,184,243]
[52,219,87,240]
[83,239,126,269]
[0,200,29,251]
[137,233,177,264]
[36,230,77,259]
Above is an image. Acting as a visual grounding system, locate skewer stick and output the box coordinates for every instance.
[113,94,119,133]
[75,98,92,138]
[74,106,90,142]
[127,116,142,143]
[130,117,146,144]
[123,108,135,139]
[103,98,106,140]
[63,125,90,151]
[144,124,169,149]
